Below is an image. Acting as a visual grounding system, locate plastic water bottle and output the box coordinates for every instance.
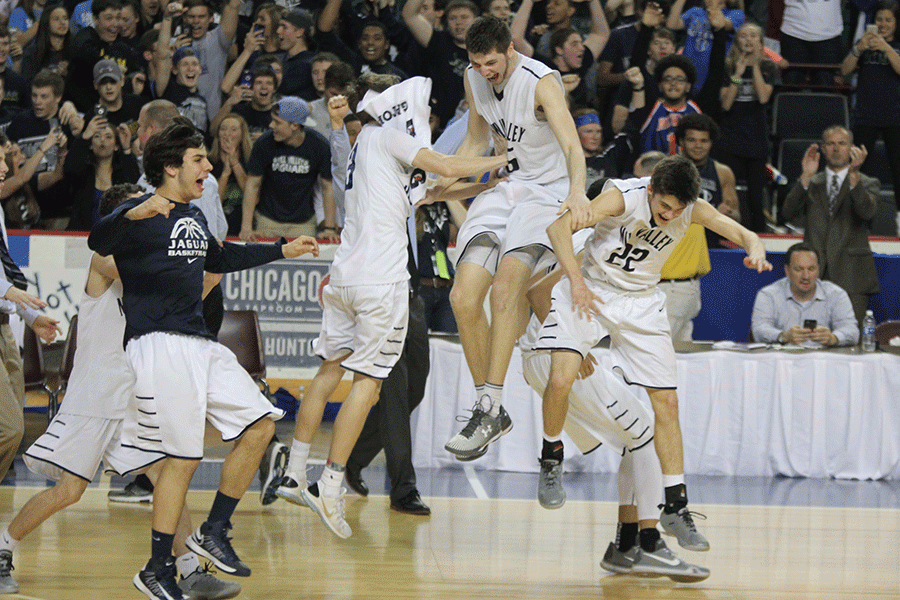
[861,310,876,352]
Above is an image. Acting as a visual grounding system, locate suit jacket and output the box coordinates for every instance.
[782,170,880,295]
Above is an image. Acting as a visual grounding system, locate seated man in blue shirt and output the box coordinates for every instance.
[751,242,859,347]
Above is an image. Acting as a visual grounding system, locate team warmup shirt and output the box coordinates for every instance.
[467,52,567,185]
[88,193,286,345]
[583,177,694,291]
[328,125,426,287]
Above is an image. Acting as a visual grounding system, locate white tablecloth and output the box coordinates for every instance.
[411,339,900,480]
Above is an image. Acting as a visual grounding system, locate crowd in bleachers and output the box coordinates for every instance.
[0,0,895,237]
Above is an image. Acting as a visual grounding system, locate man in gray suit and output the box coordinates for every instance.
[782,125,880,324]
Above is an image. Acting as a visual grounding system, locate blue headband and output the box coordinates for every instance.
[574,113,600,128]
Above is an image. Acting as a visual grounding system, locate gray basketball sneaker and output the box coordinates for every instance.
[0,550,18,594]
[537,458,565,509]
[631,538,710,582]
[599,542,639,574]
[660,507,710,551]
[444,406,513,459]
[178,564,241,600]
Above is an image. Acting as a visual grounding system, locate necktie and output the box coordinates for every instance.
[828,173,840,215]
[0,234,26,291]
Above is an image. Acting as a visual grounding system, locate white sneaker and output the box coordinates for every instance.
[301,483,351,539]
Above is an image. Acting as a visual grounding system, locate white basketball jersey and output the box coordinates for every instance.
[61,279,133,419]
[329,125,426,287]
[467,53,568,185]
[583,177,694,291]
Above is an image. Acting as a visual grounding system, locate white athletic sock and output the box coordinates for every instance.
[543,432,562,443]
[287,440,311,481]
[175,552,200,579]
[662,474,685,489]
[319,465,344,498]
[631,446,664,522]
[483,383,503,417]
[0,527,17,552]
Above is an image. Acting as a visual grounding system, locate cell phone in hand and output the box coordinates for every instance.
[803,319,817,330]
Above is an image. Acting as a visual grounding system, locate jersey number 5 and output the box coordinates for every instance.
[605,242,649,272]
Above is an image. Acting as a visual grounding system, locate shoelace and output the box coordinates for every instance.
[657,506,707,531]
[454,405,486,438]
[191,563,220,580]
[540,460,561,489]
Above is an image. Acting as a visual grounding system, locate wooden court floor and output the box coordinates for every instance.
[0,480,897,600]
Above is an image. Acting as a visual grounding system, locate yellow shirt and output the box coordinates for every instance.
[660,224,711,279]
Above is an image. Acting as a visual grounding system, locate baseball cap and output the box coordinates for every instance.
[93,59,123,84]
[281,8,313,30]
[274,96,309,125]
[172,47,198,66]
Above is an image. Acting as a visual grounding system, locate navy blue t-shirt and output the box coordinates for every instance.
[247,128,332,224]
[161,82,209,133]
[88,194,285,345]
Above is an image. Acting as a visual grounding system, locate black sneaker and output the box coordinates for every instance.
[186,521,251,577]
[0,549,18,594]
[109,479,153,503]
[259,441,288,506]
[133,558,184,600]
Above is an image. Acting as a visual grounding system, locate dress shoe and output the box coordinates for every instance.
[390,491,431,515]
[345,467,368,497]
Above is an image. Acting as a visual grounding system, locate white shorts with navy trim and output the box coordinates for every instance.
[534,277,677,389]
[522,350,655,455]
[124,333,284,459]
[499,178,569,258]
[314,281,409,379]
[24,413,163,481]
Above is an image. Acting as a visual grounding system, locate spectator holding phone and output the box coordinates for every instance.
[65,115,140,230]
[6,69,83,228]
[93,59,146,135]
[212,65,276,141]
[751,242,859,346]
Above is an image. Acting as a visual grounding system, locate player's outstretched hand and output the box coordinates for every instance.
[283,235,320,258]
[559,191,592,230]
[577,352,597,380]
[570,277,603,320]
[743,254,772,273]
[4,287,46,311]
[125,195,175,220]
[32,315,62,344]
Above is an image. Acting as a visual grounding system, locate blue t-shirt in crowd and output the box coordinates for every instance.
[681,7,744,90]
[70,0,94,34]
[8,6,40,32]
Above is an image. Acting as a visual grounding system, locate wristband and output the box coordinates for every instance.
[632,87,644,92]
[730,75,742,84]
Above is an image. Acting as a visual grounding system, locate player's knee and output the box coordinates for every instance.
[546,370,575,399]
[450,284,477,316]
[651,390,679,419]
[55,480,87,507]
[250,417,276,440]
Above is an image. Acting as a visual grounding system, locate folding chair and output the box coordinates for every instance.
[218,310,272,402]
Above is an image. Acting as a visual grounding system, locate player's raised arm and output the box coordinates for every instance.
[691,200,772,272]
[536,75,590,228]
